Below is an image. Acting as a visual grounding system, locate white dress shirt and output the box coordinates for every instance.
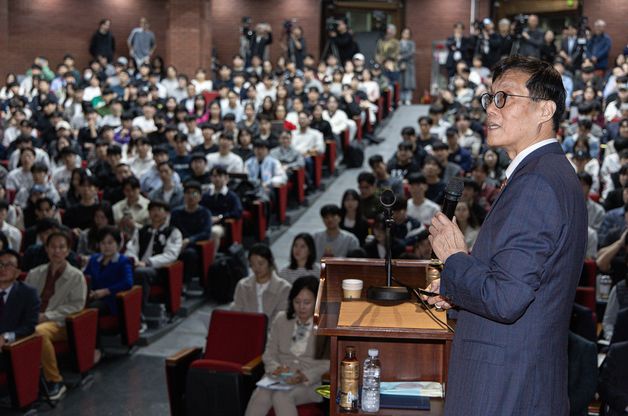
[505,138,558,180]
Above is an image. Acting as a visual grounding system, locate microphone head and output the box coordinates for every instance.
[379,188,396,208]
[445,177,464,201]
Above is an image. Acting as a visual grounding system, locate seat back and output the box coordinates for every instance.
[2,335,43,409]
[117,285,143,346]
[204,310,267,365]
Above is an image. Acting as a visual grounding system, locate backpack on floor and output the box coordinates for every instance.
[206,243,247,303]
[344,140,365,168]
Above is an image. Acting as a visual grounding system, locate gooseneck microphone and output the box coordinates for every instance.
[441,177,465,220]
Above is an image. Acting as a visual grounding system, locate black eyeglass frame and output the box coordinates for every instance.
[480,91,545,110]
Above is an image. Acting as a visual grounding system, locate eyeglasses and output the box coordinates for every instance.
[480,91,544,110]
[0,262,17,270]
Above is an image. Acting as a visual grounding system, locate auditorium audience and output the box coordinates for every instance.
[278,233,320,284]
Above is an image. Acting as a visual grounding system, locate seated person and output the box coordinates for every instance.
[244,276,329,416]
[126,200,183,312]
[102,163,133,205]
[234,129,255,162]
[26,231,87,400]
[22,218,81,271]
[368,154,403,196]
[412,230,433,260]
[406,172,441,226]
[84,226,133,318]
[15,162,60,209]
[598,340,628,416]
[313,204,359,259]
[5,147,35,192]
[0,249,40,352]
[23,197,59,249]
[187,153,211,192]
[292,111,325,188]
[148,161,184,210]
[170,134,192,181]
[597,224,628,286]
[245,139,288,202]
[63,175,101,231]
[257,114,279,149]
[140,145,182,194]
[77,204,114,259]
[364,215,406,259]
[0,199,22,251]
[128,137,155,179]
[232,243,291,323]
[192,123,218,155]
[339,189,369,246]
[357,172,382,220]
[170,181,212,287]
[278,233,321,284]
[391,197,426,246]
[387,142,420,181]
[112,176,150,238]
[200,166,243,252]
[602,269,628,342]
[422,156,446,204]
[270,131,306,180]
[206,133,244,173]
[455,201,480,250]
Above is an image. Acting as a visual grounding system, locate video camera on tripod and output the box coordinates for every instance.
[576,16,589,46]
[512,14,529,39]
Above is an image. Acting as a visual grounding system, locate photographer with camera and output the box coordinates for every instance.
[517,14,544,58]
[326,18,358,64]
[446,22,472,78]
[473,18,502,69]
[244,21,273,66]
[586,19,612,73]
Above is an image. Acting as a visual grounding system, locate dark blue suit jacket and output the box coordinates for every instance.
[441,143,587,416]
[0,281,40,339]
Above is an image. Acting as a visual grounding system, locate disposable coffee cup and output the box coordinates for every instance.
[342,279,363,299]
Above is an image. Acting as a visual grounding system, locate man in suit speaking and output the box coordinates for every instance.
[424,56,588,415]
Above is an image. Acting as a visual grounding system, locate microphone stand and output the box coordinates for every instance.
[367,205,411,303]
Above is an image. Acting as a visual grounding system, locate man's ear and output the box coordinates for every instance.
[539,100,556,125]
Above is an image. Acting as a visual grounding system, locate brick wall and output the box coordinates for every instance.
[0,0,169,78]
[210,0,321,66]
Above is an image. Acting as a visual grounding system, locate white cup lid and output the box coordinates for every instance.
[342,279,363,289]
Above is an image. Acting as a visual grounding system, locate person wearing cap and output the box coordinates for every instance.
[126,200,183,313]
[206,132,245,174]
[245,139,287,200]
[170,181,212,286]
[15,162,60,209]
[140,145,182,194]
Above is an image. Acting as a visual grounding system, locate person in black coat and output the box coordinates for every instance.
[599,341,628,416]
[0,249,40,354]
[89,19,116,62]
[446,22,473,77]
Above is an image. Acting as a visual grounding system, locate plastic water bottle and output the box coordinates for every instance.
[598,274,612,300]
[361,348,381,412]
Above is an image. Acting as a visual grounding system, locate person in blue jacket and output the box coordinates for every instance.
[84,225,133,317]
[586,19,612,71]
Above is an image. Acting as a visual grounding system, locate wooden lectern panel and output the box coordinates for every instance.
[314,258,453,416]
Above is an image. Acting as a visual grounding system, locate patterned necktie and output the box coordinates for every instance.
[499,179,508,193]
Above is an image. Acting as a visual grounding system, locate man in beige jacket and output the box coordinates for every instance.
[26,231,87,400]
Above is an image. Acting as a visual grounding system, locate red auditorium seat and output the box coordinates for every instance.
[287,167,306,205]
[166,310,268,416]
[313,153,324,189]
[273,183,289,224]
[54,308,99,376]
[197,240,216,288]
[149,261,184,315]
[325,140,337,176]
[243,200,268,242]
[97,285,143,348]
[575,287,597,325]
[0,334,43,410]
[267,403,324,416]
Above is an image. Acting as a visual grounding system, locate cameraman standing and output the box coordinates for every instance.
[287,26,307,70]
[328,19,358,64]
[518,14,545,58]
[248,23,273,65]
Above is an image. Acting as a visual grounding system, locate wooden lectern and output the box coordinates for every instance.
[314,258,454,416]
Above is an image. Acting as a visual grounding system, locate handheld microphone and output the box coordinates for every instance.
[441,177,465,219]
